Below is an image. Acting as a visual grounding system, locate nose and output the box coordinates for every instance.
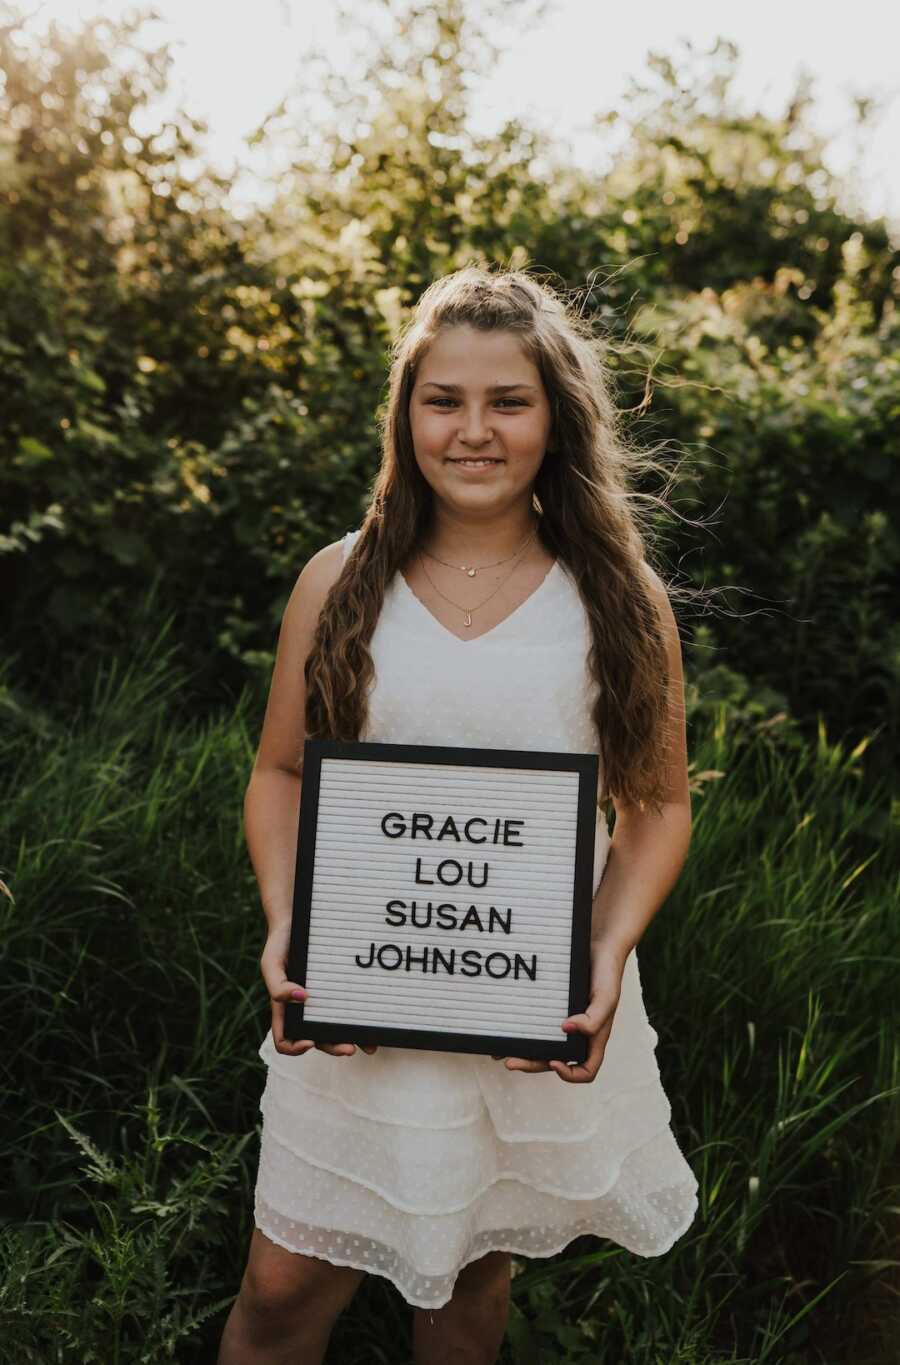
[458,405,494,447]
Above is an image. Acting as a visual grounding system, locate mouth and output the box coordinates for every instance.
[448,458,504,470]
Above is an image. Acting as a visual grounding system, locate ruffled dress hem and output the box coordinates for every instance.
[253,1037,700,1308]
[253,1200,699,1311]
[254,1152,700,1310]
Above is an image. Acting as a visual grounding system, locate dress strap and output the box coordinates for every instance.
[341,528,361,565]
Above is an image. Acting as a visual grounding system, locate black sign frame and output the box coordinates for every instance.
[283,738,598,1062]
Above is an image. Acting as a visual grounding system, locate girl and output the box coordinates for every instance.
[218,265,699,1364]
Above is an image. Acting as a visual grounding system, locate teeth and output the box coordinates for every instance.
[455,459,499,467]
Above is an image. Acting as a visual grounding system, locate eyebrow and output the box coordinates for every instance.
[419,381,538,394]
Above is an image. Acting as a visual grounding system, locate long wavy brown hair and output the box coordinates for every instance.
[303,262,688,816]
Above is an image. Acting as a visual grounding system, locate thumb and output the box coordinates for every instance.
[562,995,615,1035]
[271,978,308,1003]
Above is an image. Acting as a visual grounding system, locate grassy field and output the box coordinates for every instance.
[1,623,897,1364]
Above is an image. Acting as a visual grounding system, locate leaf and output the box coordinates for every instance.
[14,436,55,466]
[98,527,148,566]
[75,366,107,394]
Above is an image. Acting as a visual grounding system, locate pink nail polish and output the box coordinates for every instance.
[290,989,307,1000]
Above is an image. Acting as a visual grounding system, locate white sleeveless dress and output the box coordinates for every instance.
[253,528,699,1309]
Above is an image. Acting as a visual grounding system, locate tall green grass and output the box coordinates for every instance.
[1,624,897,1363]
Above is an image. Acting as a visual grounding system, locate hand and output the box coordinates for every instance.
[490,942,626,1083]
[261,925,378,1059]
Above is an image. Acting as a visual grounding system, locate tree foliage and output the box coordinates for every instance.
[0,2,897,771]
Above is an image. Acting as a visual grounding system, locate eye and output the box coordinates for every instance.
[427,397,526,408]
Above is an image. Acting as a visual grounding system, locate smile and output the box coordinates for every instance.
[449,459,503,469]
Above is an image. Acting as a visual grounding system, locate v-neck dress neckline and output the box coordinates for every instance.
[395,558,563,645]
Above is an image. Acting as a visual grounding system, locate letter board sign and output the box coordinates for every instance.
[284,739,599,1062]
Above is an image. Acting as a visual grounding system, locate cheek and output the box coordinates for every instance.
[512,414,550,451]
[410,412,441,452]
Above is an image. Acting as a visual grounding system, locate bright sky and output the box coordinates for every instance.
[21,0,900,233]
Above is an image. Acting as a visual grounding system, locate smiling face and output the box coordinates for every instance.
[409,325,553,517]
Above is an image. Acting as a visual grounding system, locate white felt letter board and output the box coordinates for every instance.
[283,739,599,1062]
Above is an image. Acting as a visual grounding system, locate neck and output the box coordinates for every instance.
[424,506,540,560]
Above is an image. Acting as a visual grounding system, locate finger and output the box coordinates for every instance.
[502,1056,551,1072]
[549,1054,601,1082]
[553,1033,607,1082]
[274,1037,317,1056]
[551,1029,611,1083]
[561,1002,615,1035]
[315,1041,357,1057]
[269,975,311,1055]
[272,1000,316,1055]
[272,1017,316,1056]
[268,980,308,1003]
[260,945,306,995]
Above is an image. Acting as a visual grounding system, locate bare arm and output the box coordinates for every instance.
[244,542,342,932]
[243,770,302,940]
[503,562,691,1083]
[246,537,376,1058]
[590,563,692,965]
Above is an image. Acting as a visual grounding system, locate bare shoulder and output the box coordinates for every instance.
[284,538,346,625]
[637,559,677,636]
[637,557,668,600]
[278,535,347,662]
[637,559,685,686]
[612,559,690,816]
[249,538,347,778]
[636,563,688,748]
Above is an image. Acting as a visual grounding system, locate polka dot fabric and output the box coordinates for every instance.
[253,528,699,1308]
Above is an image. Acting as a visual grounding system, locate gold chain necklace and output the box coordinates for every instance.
[422,524,537,577]
[418,530,538,628]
